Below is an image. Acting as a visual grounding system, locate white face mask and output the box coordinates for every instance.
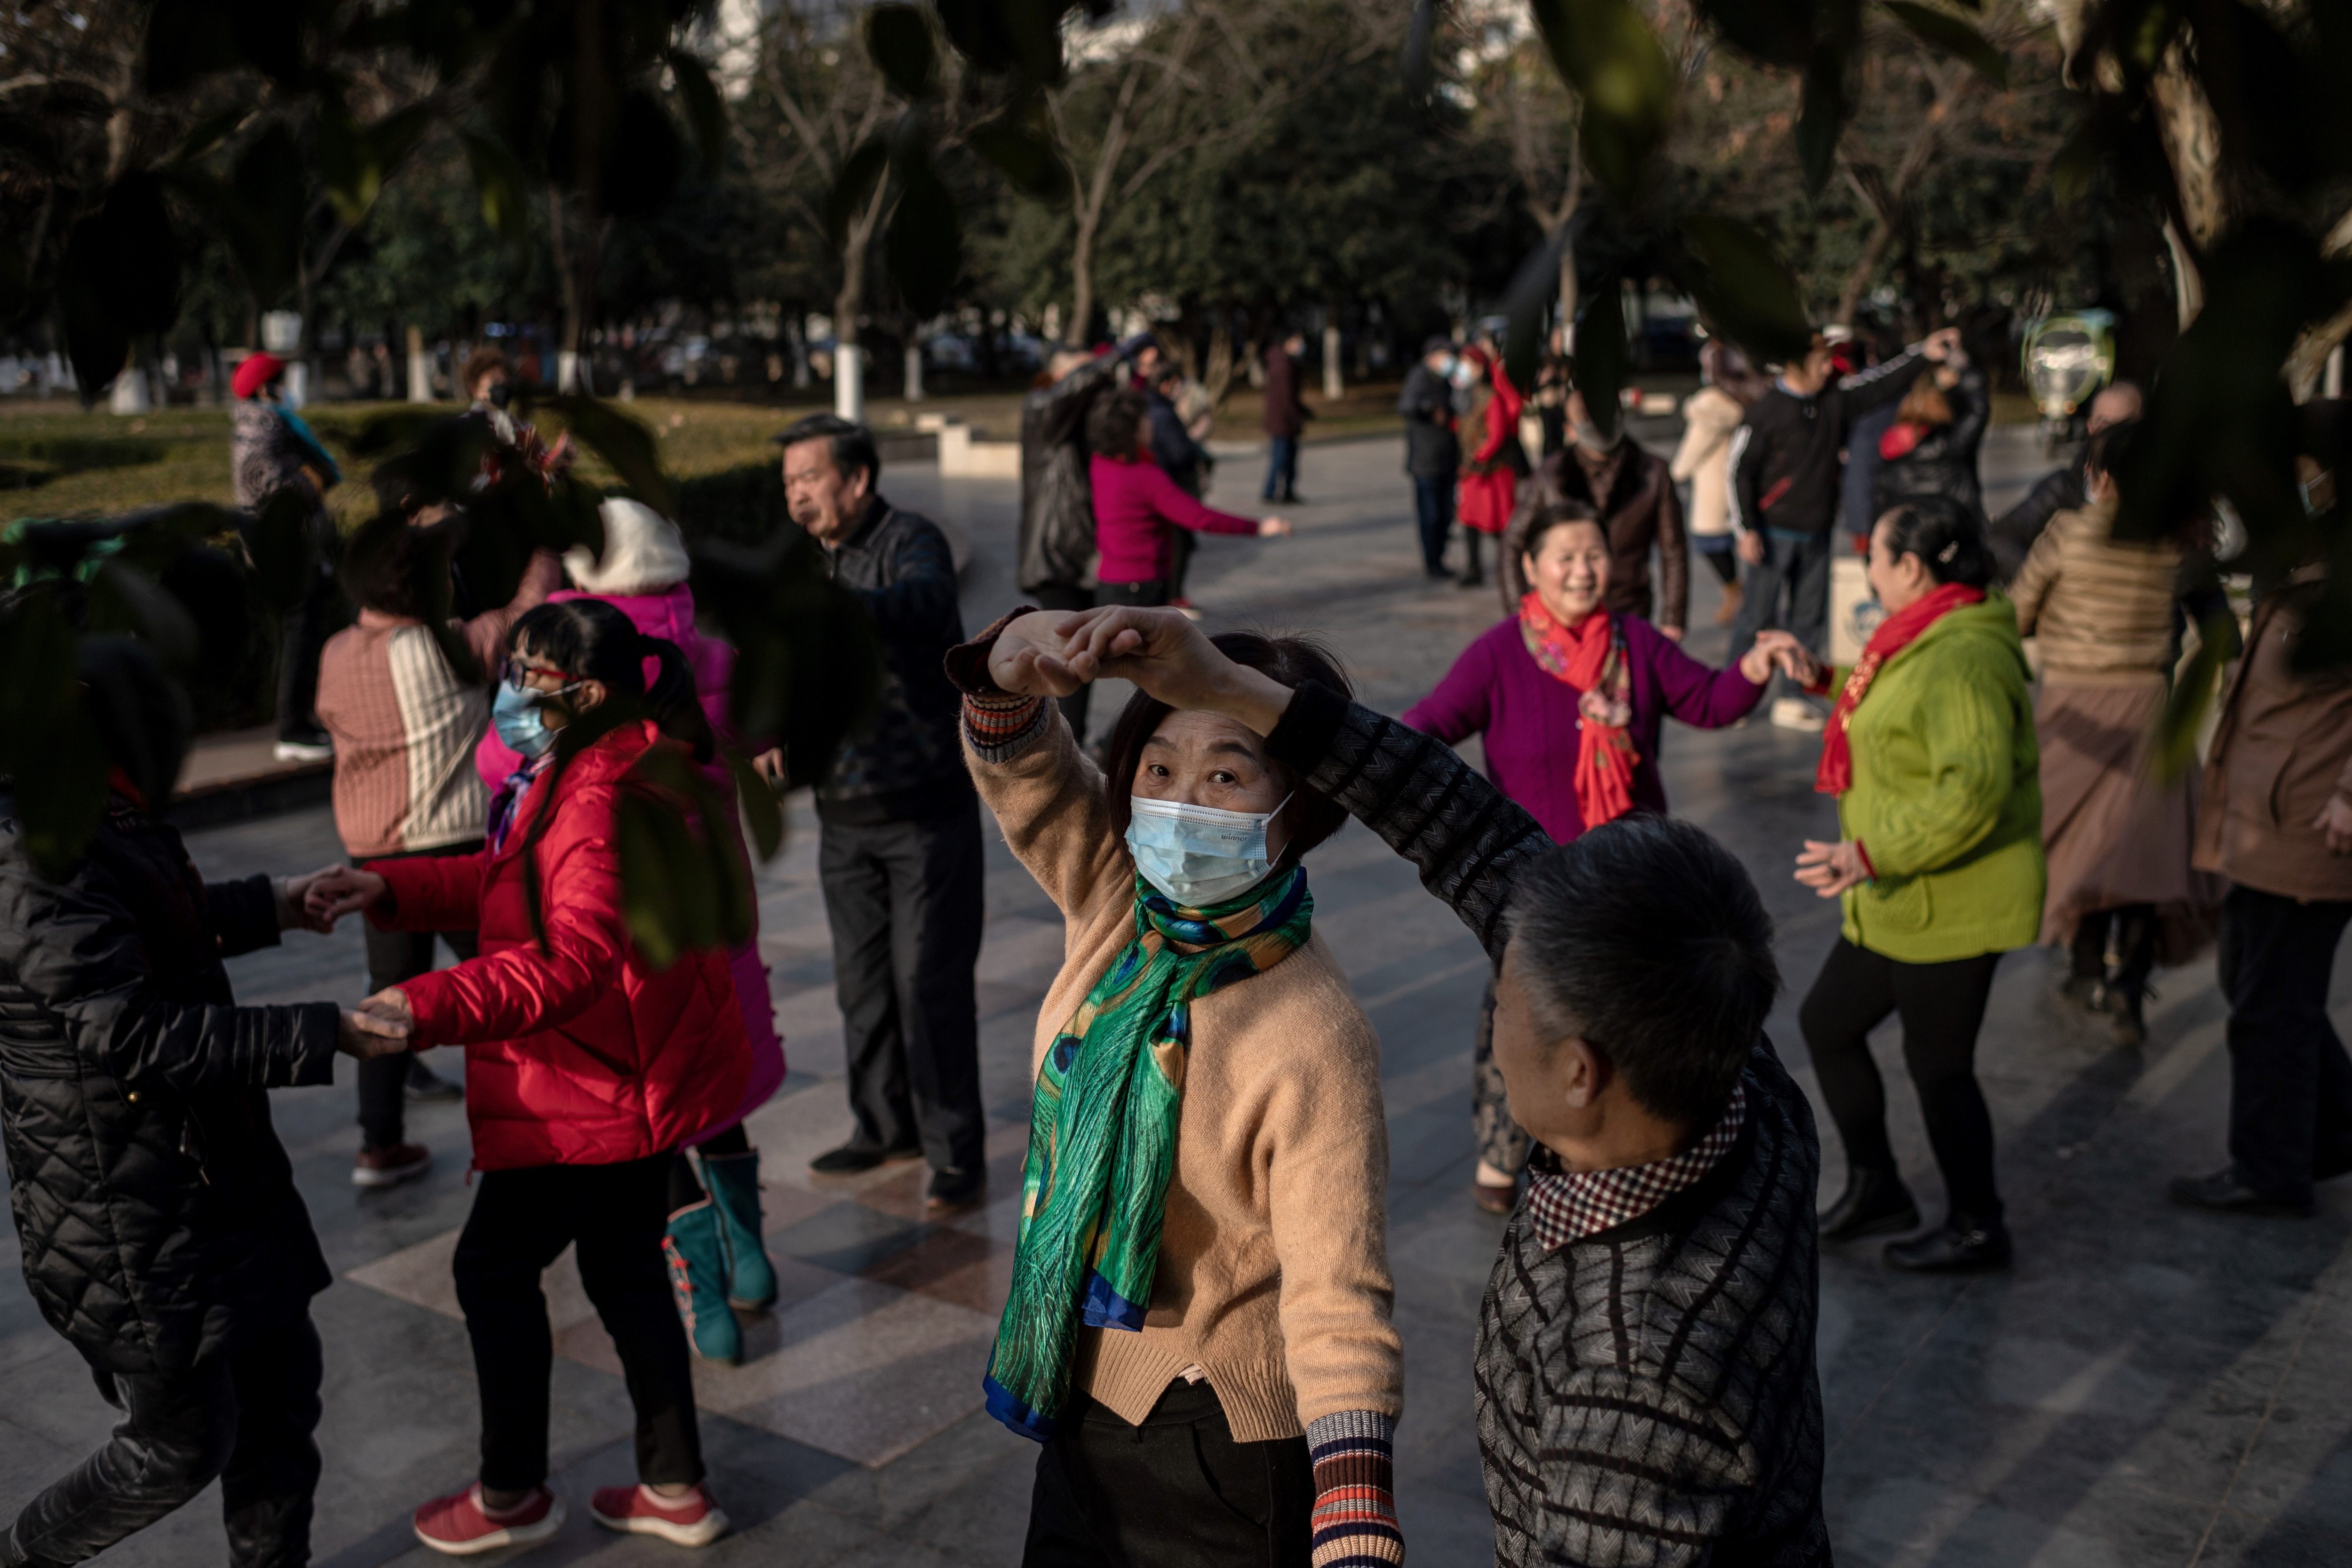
[1125,794,1291,907]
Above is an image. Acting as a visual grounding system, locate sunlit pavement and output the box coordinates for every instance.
[5,424,2348,1565]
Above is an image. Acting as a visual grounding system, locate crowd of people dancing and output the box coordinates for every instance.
[1,319,2347,1568]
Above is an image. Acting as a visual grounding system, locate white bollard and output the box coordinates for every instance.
[905,343,925,402]
[109,366,151,414]
[406,326,434,403]
[1323,322,1343,401]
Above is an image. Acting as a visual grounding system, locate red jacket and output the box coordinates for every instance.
[372,721,751,1170]
[1088,453,1258,585]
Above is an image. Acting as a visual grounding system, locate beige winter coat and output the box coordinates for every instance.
[1670,385,1746,538]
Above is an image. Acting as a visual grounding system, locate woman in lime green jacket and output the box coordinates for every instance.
[1792,498,2044,1273]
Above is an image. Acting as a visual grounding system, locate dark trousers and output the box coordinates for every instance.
[1696,540,1740,585]
[1021,1382,1313,1568]
[276,564,335,741]
[357,843,482,1148]
[2221,884,2352,1200]
[1801,937,2005,1225]
[453,1156,703,1492]
[1470,973,1530,1174]
[1029,584,1097,742]
[5,1313,322,1568]
[1165,528,1196,601]
[2071,902,2157,998]
[1729,527,1833,696]
[817,801,987,1173]
[1411,475,1455,575]
[1262,437,1299,501]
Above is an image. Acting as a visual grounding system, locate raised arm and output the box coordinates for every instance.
[1836,348,1927,423]
[461,549,564,668]
[1140,462,1259,537]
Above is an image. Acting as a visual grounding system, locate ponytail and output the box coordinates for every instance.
[641,635,714,764]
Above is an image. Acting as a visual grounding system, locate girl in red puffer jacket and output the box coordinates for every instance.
[307,599,750,1553]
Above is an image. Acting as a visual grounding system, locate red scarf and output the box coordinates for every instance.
[1815,581,1985,796]
[1518,593,1636,830]
[1878,422,1927,462]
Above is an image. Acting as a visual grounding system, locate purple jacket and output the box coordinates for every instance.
[1401,614,1766,842]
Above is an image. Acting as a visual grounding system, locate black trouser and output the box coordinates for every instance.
[357,842,482,1149]
[665,1123,752,1211]
[2070,902,2157,999]
[1029,584,1097,742]
[1262,436,1299,502]
[1729,526,1833,700]
[1697,542,1740,585]
[1165,527,1196,601]
[817,800,987,1174]
[453,1156,703,1492]
[276,544,337,741]
[1096,579,1170,609]
[1411,474,1455,574]
[1800,937,2005,1226]
[1021,1382,1312,1568]
[4,1313,322,1568]
[2220,884,2352,1201]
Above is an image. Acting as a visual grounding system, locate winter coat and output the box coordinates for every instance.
[1670,385,1744,539]
[1263,349,1311,439]
[2195,574,2352,903]
[229,399,338,512]
[811,495,973,826]
[1828,594,2046,964]
[470,579,782,1135]
[1504,442,1689,631]
[1397,365,1459,478]
[0,790,338,1375]
[1727,350,1924,536]
[1147,386,1211,497]
[1457,365,1526,536]
[1019,358,1120,591]
[1088,453,1259,585]
[1990,458,2088,583]
[1871,365,1990,520]
[374,720,751,1169]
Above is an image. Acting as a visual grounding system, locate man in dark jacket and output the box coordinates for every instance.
[1145,363,1215,611]
[1989,380,2142,580]
[775,414,986,1212]
[1726,327,1956,728]
[1399,336,1462,580]
[1504,388,1690,635]
[0,630,397,1568]
[1261,332,1311,504]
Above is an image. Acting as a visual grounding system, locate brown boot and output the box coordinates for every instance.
[1712,578,1744,626]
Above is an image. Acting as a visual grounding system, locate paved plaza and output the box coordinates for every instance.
[5,426,2351,1567]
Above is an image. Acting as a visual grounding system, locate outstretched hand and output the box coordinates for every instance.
[337,993,412,1060]
[303,866,388,930]
[1740,630,1820,689]
[275,869,341,934]
[1794,839,1870,898]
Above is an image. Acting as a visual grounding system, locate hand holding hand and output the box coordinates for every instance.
[337,994,412,1060]
[986,610,1095,699]
[750,748,787,788]
[1921,327,1963,363]
[1737,531,1766,566]
[303,866,387,929]
[1660,626,1685,643]
[2316,796,2352,856]
[1795,839,1870,898]
[1055,607,1293,735]
[275,869,341,933]
[1742,630,1818,688]
[1258,517,1291,538]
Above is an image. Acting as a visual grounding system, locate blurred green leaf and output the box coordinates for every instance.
[692,531,882,790]
[1692,0,1819,69]
[2154,608,2236,780]
[886,168,963,317]
[88,561,199,667]
[0,590,107,878]
[826,138,891,248]
[667,49,729,175]
[1672,214,1815,364]
[1796,47,1848,195]
[605,89,685,220]
[55,262,128,406]
[1882,3,2008,88]
[725,746,785,860]
[1402,0,1441,100]
[1529,0,1675,205]
[1574,275,1629,445]
[230,123,308,306]
[462,131,533,252]
[172,107,250,168]
[540,396,675,518]
[1502,227,1569,393]
[317,96,380,227]
[936,0,1020,73]
[247,487,320,616]
[867,5,941,100]
[969,109,1072,202]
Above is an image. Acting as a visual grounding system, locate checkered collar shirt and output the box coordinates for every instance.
[1523,1081,1749,1251]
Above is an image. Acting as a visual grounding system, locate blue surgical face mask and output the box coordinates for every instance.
[1125,794,1291,908]
[492,679,556,758]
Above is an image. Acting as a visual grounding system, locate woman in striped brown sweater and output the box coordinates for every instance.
[2010,422,2225,1044]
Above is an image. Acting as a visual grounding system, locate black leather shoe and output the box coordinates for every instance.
[926,1165,986,1214]
[1819,1166,1920,1242]
[809,1141,922,1176]
[1885,1219,2011,1272]
[2168,1168,2314,1217]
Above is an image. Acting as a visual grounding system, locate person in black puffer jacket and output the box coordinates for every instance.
[0,616,399,1568]
[1872,354,1991,524]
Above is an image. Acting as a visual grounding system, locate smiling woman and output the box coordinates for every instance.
[944,608,1402,1568]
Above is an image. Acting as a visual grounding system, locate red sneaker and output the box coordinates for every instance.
[589,1483,729,1547]
[411,1484,564,1554]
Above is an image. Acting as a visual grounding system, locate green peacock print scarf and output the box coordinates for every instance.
[982,865,1313,1440]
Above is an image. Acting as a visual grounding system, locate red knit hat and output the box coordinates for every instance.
[231,352,285,401]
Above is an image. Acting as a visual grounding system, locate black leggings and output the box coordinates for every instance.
[1800,938,2005,1225]
[1698,545,1739,585]
[665,1123,751,1213]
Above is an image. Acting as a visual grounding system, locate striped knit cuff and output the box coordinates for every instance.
[1307,1410,1402,1567]
[964,692,1050,764]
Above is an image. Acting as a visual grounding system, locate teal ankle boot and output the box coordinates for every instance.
[662,1199,741,1364]
[698,1150,779,1310]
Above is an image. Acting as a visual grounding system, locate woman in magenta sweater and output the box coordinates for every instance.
[1087,386,1289,608]
[1402,500,1808,1211]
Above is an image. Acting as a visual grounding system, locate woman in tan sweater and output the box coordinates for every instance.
[947,612,1404,1568]
[2011,422,2223,1044]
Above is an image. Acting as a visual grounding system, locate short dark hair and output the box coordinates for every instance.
[1087,386,1148,459]
[1505,814,1778,1128]
[341,514,430,618]
[775,413,880,486]
[1422,334,1454,358]
[1102,629,1353,866]
[1875,496,1992,588]
[461,346,509,393]
[1517,497,1602,563]
[2082,417,2137,481]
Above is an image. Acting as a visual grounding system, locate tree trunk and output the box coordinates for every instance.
[1203,311,1236,405]
[1069,215,1097,352]
[1322,308,1343,400]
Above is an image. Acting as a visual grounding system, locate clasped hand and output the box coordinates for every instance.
[1738,630,1819,689]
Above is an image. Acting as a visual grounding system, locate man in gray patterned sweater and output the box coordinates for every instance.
[1016,606,1829,1566]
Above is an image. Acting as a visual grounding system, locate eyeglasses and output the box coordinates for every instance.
[501,657,584,695]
